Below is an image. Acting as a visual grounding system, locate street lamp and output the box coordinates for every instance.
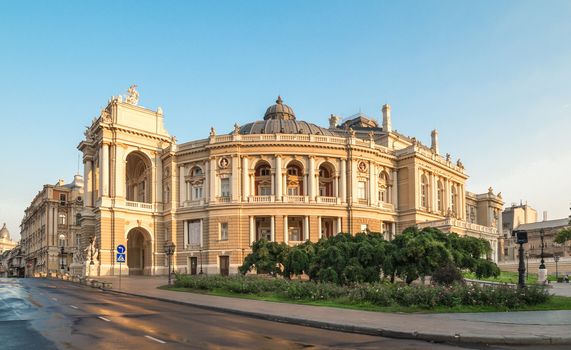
[58,233,66,272]
[554,255,560,281]
[525,251,529,281]
[538,229,547,284]
[163,241,176,286]
[539,229,546,269]
[514,230,528,289]
[199,247,204,275]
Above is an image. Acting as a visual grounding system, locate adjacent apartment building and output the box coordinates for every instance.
[76,87,504,277]
[20,176,84,276]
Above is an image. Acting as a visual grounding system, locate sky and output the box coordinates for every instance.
[1,1,570,239]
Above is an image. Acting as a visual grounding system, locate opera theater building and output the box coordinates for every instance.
[77,89,503,276]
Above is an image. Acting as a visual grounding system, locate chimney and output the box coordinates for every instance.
[431,129,439,154]
[543,211,548,221]
[382,104,392,132]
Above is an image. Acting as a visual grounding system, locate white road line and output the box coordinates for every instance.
[70,305,78,309]
[145,335,166,344]
[98,316,111,322]
[51,297,57,301]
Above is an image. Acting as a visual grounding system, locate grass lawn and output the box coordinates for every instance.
[463,271,557,284]
[159,285,571,314]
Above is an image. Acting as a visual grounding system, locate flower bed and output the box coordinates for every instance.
[174,274,549,309]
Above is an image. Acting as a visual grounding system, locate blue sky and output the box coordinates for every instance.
[1,1,570,238]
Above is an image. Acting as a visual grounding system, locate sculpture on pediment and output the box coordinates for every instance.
[445,153,451,162]
[368,131,375,140]
[233,123,241,135]
[209,127,216,137]
[456,159,464,169]
[125,85,139,105]
[348,127,355,137]
[497,192,502,199]
[488,186,494,194]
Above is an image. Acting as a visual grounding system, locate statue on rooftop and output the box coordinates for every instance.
[125,85,139,105]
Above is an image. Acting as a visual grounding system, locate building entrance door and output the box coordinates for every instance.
[190,257,197,275]
[219,256,229,276]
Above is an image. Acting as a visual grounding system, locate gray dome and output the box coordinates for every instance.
[263,96,296,121]
[238,119,340,136]
[0,223,10,240]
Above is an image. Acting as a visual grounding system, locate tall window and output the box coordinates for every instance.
[378,171,389,203]
[189,166,204,201]
[187,220,201,246]
[451,186,457,215]
[357,181,367,199]
[420,175,428,208]
[318,165,333,197]
[437,180,443,212]
[58,213,67,225]
[126,152,151,203]
[286,163,303,196]
[255,162,272,196]
[220,222,228,241]
[220,178,230,197]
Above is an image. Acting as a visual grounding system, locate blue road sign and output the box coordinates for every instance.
[116,253,126,263]
[117,244,126,254]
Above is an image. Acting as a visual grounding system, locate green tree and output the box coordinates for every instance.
[239,239,288,276]
[554,228,571,244]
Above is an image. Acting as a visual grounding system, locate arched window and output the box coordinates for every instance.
[378,171,390,203]
[188,166,204,201]
[420,175,428,208]
[437,180,444,212]
[286,162,304,196]
[318,164,334,197]
[255,162,272,196]
[126,152,152,203]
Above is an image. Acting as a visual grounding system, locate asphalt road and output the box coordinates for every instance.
[0,278,568,350]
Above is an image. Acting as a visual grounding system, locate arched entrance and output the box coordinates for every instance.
[127,228,152,275]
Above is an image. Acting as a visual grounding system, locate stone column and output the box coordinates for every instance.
[308,156,315,201]
[242,156,249,201]
[100,143,109,197]
[232,155,239,202]
[391,170,398,208]
[340,159,347,203]
[303,216,309,241]
[283,215,288,244]
[249,216,255,244]
[179,165,186,206]
[369,163,376,206]
[317,216,322,239]
[270,216,275,241]
[337,217,342,234]
[391,222,396,239]
[209,158,216,202]
[275,155,282,201]
[84,158,93,206]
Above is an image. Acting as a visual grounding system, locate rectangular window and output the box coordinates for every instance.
[58,213,67,225]
[188,220,201,246]
[357,181,367,199]
[220,178,230,197]
[287,187,299,196]
[220,222,228,240]
[59,193,67,205]
[260,185,271,196]
[192,186,203,200]
[360,224,368,232]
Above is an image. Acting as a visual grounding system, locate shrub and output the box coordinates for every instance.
[431,264,465,285]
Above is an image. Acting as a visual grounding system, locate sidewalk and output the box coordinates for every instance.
[97,276,571,346]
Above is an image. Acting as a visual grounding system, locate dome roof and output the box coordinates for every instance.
[235,96,341,136]
[263,96,296,121]
[238,119,340,136]
[0,223,10,240]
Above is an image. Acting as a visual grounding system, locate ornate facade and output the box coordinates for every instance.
[77,89,504,276]
[20,177,84,276]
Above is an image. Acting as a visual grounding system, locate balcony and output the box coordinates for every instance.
[216,196,232,203]
[316,196,338,204]
[125,201,154,211]
[378,202,395,211]
[283,195,307,203]
[418,218,498,238]
[249,195,274,203]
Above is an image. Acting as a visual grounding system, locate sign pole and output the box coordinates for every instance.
[119,261,122,290]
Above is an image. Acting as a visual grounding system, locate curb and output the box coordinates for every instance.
[97,286,571,346]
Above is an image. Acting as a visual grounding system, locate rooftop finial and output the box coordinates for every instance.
[276,95,283,104]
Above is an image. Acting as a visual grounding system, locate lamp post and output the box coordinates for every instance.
[538,229,547,284]
[199,247,204,275]
[59,233,66,273]
[163,241,176,286]
[525,251,529,281]
[514,230,528,289]
[554,255,560,281]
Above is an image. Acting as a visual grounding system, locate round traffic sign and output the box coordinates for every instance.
[117,244,126,254]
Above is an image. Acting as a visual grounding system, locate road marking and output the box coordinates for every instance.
[145,335,166,344]
[98,316,111,322]
[70,305,78,309]
[51,297,58,301]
